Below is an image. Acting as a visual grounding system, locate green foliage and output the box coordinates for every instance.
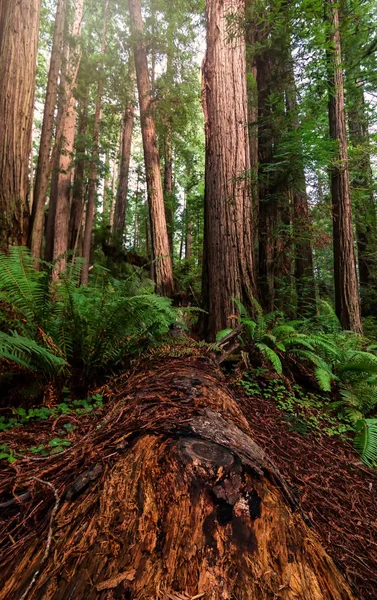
[354,419,377,467]
[0,393,104,432]
[0,247,177,385]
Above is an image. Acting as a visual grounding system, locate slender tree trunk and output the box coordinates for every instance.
[326,0,362,333]
[52,0,84,276]
[256,49,276,312]
[29,0,66,260]
[201,0,256,340]
[128,0,174,297]
[185,221,192,259]
[109,155,118,231]
[103,151,111,217]
[245,6,259,268]
[164,132,174,254]
[285,59,317,317]
[346,79,377,316]
[0,0,41,252]
[69,94,88,252]
[113,100,135,240]
[81,0,110,285]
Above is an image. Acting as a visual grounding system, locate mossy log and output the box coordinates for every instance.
[0,357,356,599]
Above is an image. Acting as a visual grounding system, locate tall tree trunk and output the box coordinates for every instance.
[348,84,376,293]
[0,358,357,599]
[345,73,376,316]
[128,0,174,297]
[0,0,41,252]
[256,49,276,312]
[285,59,317,317]
[326,0,362,333]
[109,153,118,231]
[69,93,88,253]
[81,0,110,285]
[29,0,66,260]
[53,0,84,276]
[245,6,259,268]
[164,132,174,254]
[113,100,135,240]
[201,0,256,340]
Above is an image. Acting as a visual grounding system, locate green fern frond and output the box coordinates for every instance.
[216,328,234,341]
[354,419,377,466]
[314,367,333,392]
[255,343,282,374]
[0,331,67,373]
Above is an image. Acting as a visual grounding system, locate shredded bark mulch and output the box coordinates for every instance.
[235,383,377,600]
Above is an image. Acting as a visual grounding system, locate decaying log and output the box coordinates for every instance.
[0,357,356,599]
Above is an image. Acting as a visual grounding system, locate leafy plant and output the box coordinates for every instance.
[354,419,377,466]
[0,247,177,385]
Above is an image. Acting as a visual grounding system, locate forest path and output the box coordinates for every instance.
[0,353,375,599]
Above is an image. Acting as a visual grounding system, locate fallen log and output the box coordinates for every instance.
[0,356,357,599]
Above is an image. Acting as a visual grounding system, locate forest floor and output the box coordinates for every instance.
[234,379,377,600]
[0,349,376,598]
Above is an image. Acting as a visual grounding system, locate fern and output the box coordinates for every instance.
[354,419,377,467]
[255,343,282,374]
[0,331,67,373]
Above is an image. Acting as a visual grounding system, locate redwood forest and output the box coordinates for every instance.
[1,0,377,598]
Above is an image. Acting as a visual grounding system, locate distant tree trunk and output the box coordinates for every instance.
[245,7,259,268]
[326,0,362,333]
[285,59,317,317]
[29,0,66,260]
[53,0,84,276]
[109,154,118,231]
[256,49,276,312]
[69,94,88,253]
[161,36,175,257]
[346,77,377,316]
[128,0,174,297]
[103,151,111,217]
[81,0,110,285]
[113,100,135,240]
[164,132,174,254]
[0,0,41,252]
[201,0,256,340]
[44,37,70,263]
[185,221,192,259]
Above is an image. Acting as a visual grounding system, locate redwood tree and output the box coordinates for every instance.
[29,0,67,261]
[53,0,84,276]
[113,99,135,240]
[326,0,362,333]
[201,0,256,339]
[128,0,174,297]
[0,0,41,251]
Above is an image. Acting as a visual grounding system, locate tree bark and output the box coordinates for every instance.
[0,0,41,252]
[52,0,84,276]
[245,4,259,268]
[164,132,174,254]
[0,358,357,599]
[69,93,89,253]
[128,0,174,297]
[113,101,135,240]
[256,48,276,313]
[29,0,67,261]
[285,59,317,317]
[81,0,110,285]
[201,0,256,340]
[326,0,362,333]
[346,79,377,315]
